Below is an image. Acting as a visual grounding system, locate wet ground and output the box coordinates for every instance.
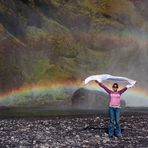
[0,111,148,147]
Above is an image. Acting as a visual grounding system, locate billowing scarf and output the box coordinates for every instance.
[84,74,136,88]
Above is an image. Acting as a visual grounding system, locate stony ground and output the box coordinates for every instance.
[0,112,148,148]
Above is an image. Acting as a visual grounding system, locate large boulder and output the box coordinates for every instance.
[71,88,126,109]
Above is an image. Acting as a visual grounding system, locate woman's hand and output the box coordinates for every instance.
[95,80,100,84]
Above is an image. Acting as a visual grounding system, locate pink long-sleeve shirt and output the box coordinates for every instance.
[99,83,127,107]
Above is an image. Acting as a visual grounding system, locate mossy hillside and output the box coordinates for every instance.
[0,0,147,91]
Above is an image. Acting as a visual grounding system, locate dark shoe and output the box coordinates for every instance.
[109,135,113,138]
[117,135,122,139]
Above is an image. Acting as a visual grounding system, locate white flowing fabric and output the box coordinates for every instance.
[84,74,136,88]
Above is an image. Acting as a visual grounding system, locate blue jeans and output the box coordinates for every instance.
[108,107,121,137]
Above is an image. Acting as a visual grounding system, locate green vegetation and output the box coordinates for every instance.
[0,87,72,107]
[42,16,70,33]
[26,26,47,41]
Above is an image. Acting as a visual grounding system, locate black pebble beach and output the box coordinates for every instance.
[0,110,148,148]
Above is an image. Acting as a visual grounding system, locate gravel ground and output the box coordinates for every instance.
[0,112,148,148]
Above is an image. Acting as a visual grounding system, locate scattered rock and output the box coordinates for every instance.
[0,112,148,147]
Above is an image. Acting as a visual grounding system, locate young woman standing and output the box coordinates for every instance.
[95,81,128,138]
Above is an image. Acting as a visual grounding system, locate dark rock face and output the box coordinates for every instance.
[71,88,126,109]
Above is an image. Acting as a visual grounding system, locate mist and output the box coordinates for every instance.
[0,0,148,108]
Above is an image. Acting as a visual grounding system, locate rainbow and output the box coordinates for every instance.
[1,30,148,106]
[0,81,148,107]
[84,82,148,107]
[0,81,81,105]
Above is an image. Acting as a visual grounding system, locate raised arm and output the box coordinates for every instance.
[118,87,127,94]
[95,81,111,94]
